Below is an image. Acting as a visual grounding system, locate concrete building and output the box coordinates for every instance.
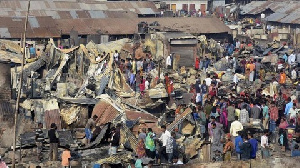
[160,0,209,15]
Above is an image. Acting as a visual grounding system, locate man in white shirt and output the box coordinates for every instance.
[145,79,150,90]
[166,54,172,69]
[236,39,241,49]
[230,116,243,136]
[261,130,270,159]
[230,116,243,145]
[113,50,119,63]
[288,52,296,65]
[233,73,239,84]
[291,68,297,81]
[205,74,212,86]
[158,125,171,164]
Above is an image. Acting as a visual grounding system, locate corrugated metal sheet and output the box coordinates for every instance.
[241,1,300,24]
[125,110,157,122]
[240,1,267,15]
[0,28,11,38]
[56,17,231,35]
[0,1,158,15]
[88,10,106,18]
[92,101,120,125]
[0,16,60,38]
[138,8,156,15]
[70,10,78,19]
[266,13,287,22]
[28,17,40,28]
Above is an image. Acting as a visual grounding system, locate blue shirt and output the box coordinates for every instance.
[29,47,36,55]
[201,84,207,94]
[249,138,258,158]
[235,136,243,153]
[292,150,300,157]
[283,54,288,62]
[285,102,293,115]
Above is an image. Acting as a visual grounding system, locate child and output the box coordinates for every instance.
[61,145,71,168]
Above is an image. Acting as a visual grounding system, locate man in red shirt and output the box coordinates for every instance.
[269,101,278,133]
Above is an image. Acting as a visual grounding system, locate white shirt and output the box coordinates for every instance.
[205,78,212,86]
[113,53,119,61]
[236,41,241,49]
[288,54,296,65]
[159,130,171,147]
[230,120,243,137]
[261,135,268,148]
[233,74,239,84]
[291,70,297,80]
[289,108,297,119]
[145,80,149,90]
[166,56,172,67]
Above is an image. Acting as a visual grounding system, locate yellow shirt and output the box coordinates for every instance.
[235,109,241,118]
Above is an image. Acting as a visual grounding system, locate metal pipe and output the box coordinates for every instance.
[12,1,30,167]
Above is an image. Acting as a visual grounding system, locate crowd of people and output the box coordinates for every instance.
[106,39,300,165]
[21,40,299,167]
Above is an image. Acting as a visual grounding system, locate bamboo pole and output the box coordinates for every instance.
[12,1,30,167]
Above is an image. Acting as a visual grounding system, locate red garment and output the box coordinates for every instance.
[165,76,170,88]
[140,79,145,93]
[209,90,216,97]
[195,58,200,70]
[270,106,279,121]
[279,121,288,129]
[167,81,174,94]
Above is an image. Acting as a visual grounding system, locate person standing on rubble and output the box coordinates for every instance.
[259,67,266,82]
[230,116,243,145]
[211,122,224,159]
[145,128,156,159]
[48,123,59,161]
[276,92,286,122]
[235,39,240,51]
[85,115,98,145]
[166,132,176,163]
[248,61,255,82]
[109,126,120,155]
[279,70,286,87]
[269,101,279,133]
[239,105,250,124]
[61,144,71,168]
[158,125,171,164]
[35,123,44,161]
[223,133,234,161]
[240,135,252,160]
[195,79,201,104]
[291,68,297,83]
[136,128,146,158]
[166,54,172,69]
[255,59,262,80]
[248,133,258,159]
[262,101,269,130]
[113,50,119,65]
[201,80,208,106]
[261,130,271,159]
[235,131,243,160]
[251,102,261,120]
[284,97,293,120]
[129,70,136,89]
